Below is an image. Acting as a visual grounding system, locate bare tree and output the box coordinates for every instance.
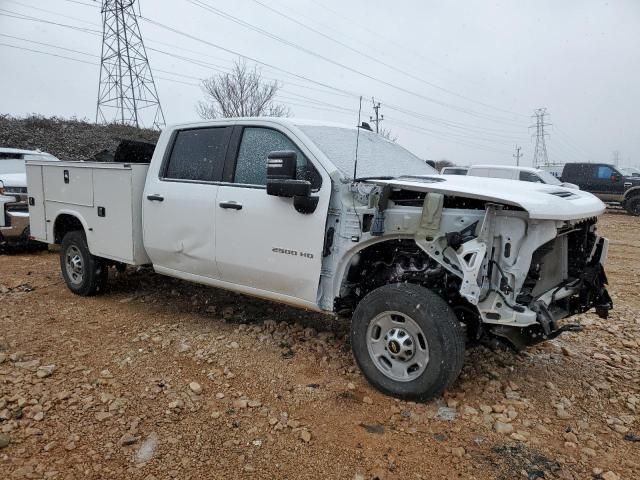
[379,128,398,142]
[434,159,455,171]
[197,59,290,119]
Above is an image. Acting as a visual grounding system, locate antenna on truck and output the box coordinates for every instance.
[352,96,363,181]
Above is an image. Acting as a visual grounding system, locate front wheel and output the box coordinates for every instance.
[60,231,108,296]
[351,284,465,401]
[625,196,640,216]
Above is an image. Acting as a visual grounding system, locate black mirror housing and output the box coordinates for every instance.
[265,149,318,214]
[267,179,311,197]
[267,150,297,181]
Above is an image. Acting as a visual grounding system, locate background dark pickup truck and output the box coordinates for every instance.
[561,163,640,215]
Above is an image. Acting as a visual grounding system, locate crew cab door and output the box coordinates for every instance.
[214,125,330,305]
[143,126,232,278]
[587,164,625,201]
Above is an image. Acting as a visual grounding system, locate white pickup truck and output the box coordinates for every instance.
[26,118,612,400]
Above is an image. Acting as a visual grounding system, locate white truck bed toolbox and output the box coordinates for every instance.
[26,161,150,265]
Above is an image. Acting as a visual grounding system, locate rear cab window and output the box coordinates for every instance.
[596,165,614,179]
[162,127,231,182]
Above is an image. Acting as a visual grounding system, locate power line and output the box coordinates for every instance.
[0,41,96,65]
[0,8,101,34]
[6,0,98,25]
[183,0,527,127]
[1,7,529,141]
[249,0,527,121]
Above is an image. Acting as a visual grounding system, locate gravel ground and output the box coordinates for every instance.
[0,212,638,479]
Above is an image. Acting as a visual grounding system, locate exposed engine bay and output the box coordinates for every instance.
[320,180,612,351]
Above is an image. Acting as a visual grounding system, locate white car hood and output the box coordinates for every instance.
[374,175,605,221]
[0,173,26,188]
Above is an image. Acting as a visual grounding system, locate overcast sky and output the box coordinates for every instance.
[1,0,638,167]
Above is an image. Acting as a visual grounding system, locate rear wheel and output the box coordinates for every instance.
[60,231,108,296]
[351,283,465,401]
[625,196,640,216]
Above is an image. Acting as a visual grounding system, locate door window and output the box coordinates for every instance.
[234,127,322,189]
[163,127,229,182]
[490,168,513,179]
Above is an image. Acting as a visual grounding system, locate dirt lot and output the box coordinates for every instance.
[1,213,638,479]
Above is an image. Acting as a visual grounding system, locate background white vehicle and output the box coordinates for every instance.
[26,118,612,400]
[620,167,640,177]
[538,164,566,179]
[0,148,60,246]
[466,164,579,189]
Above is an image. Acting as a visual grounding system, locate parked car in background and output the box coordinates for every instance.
[561,162,640,215]
[440,166,468,175]
[466,164,579,189]
[620,167,640,177]
[538,164,565,179]
[0,148,60,246]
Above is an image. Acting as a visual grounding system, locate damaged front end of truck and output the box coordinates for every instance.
[329,176,612,351]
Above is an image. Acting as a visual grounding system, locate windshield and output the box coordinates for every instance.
[536,170,562,185]
[0,153,58,175]
[298,125,437,179]
[0,159,26,175]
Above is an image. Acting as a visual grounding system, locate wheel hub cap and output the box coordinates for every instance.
[384,327,414,361]
[366,311,429,382]
[65,246,84,285]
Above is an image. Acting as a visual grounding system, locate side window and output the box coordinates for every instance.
[163,127,229,182]
[491,169,512,179]
[596,165,614,179]
[234,127,322,190]
[519,171,542,183]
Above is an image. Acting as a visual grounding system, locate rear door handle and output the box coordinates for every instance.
[146,194,164,202]
[219,201,242,210]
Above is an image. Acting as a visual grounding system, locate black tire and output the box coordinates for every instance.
[351,283,465,401]
[60,231,108,296]
[625,196,640,216]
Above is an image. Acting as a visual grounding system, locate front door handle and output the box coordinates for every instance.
[146,194,164,202]
[219,201,242,210]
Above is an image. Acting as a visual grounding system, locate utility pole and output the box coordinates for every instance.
[513,145,522,166]
[370,97,383,133]
[96,0,165,129]
[530,108,551,167]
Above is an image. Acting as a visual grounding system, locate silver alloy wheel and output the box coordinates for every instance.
[65,245,84,285]
[366,311,429,382]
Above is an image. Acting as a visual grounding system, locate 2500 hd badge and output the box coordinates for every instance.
[272,247,314,259]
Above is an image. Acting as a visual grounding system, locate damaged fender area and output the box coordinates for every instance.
[324,180,612,351]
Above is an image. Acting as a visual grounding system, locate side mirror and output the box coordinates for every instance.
[266,150,318,214]
[267,150,297,181]
[267,150,305,197]
[611,174,621,182]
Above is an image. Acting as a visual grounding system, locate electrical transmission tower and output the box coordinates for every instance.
[370,97,383,133]
[96,0,165,129]
[530,108,551,167]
